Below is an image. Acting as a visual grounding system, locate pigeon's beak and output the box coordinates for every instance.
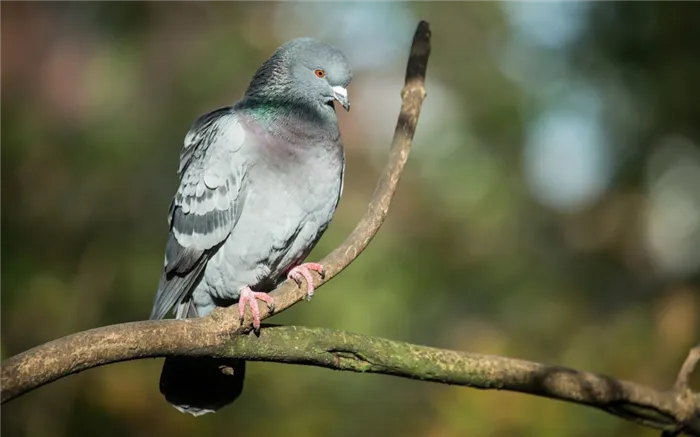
[332,86,350,112]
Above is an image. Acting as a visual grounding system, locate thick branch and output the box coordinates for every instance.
[217,328,700,436]
[1,21,432,402]
[6,322,699,435]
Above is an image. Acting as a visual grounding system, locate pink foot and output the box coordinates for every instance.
[238,286,275,330]
[287,262,326,300]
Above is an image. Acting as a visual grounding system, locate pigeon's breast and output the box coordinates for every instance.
[203,135,344,301]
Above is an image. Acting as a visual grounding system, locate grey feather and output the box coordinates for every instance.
[175,297,199,319]
[149,234,207,320]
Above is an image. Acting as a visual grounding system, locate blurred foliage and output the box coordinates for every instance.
[2,2,699,437]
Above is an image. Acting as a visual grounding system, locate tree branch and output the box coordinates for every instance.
[2,21,698,437]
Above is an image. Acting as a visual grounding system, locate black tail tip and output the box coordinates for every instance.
[160,356,246,415]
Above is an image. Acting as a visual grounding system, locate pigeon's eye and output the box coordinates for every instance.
[314,69,326,78]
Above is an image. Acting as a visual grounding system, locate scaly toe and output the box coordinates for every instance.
[238,287,275,330]
[253,291,275,313]
[305,263,325,277]
[288,265,318,300]
[288,272,303,287]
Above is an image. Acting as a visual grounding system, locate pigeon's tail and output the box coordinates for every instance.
[158,299,245,416]
[159,356,246,416]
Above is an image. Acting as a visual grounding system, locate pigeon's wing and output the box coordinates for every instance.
[150,107,249,320]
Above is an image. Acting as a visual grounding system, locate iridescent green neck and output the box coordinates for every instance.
[239,95,337,128]
[244,100,286,122]
[237,96,339,143]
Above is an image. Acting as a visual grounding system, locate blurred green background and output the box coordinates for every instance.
[2,2,699,437]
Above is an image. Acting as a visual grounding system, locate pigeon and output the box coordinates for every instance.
[149,37,353,416]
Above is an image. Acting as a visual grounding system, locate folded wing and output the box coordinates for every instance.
[150,107,249,320]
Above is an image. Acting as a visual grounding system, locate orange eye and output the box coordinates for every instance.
[314,69,326,78]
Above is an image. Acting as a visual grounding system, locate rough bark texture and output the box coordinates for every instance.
[1,21,698,437]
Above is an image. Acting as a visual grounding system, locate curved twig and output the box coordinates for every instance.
[675,345,700,392]
[662,345,700,437]
[0,21,432,404]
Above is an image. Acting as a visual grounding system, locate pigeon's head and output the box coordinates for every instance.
[285,38,353,112]
[245,38,353,115]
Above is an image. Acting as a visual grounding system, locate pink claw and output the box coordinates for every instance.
[238,286,275,330]
[287,263,325,300]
